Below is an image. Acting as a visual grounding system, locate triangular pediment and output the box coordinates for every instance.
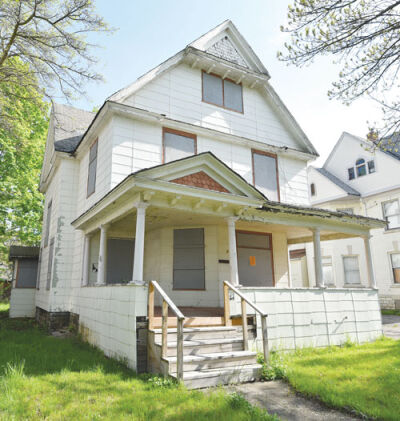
[132,152,266,200]
[206,36,249,68]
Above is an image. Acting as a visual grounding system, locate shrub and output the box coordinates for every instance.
[257,352,288,381]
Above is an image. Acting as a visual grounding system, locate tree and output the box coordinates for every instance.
[0,58,48,279]
[0,0,112,133]
[279,0,400,153]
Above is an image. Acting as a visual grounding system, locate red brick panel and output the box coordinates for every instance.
[170,171,230,193]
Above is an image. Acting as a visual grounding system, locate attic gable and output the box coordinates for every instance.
[206,36,249,68]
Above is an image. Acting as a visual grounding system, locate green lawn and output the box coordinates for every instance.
[382,309,400,316]
[273,338,400,421]
[0,304,276,421]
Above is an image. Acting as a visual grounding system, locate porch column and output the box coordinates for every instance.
[364,235,377,289]
[226,216,239,286]
[312,228,324,288]
[82,234,91,286]
[132,202,149,284]
[97,225,108,285]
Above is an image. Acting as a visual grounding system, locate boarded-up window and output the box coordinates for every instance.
[44,200,52,247]
[46,238,55,290]
[87,140,98,197]
[343,256,360,284]
[202,72,243,112]
[237,231,274,287]
[106,238,134,284]
[163,129,196,163]
[252,151,279,201]
[173,228,205,290]
[383,199,400,230]
[391,253,400,284]
[16,259,38,288]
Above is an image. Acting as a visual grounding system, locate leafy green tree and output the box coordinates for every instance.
[0,59,48,279]
[279,0,400,152]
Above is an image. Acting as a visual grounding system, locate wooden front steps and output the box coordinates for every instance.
[148,325,262,389]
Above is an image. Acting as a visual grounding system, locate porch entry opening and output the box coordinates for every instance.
[106,238,135,284]
[173,228,205,290]
[237,231,274,287]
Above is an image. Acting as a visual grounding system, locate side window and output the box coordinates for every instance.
[46,238,55,290]
[44,200,52,247]
[390,253,400,284]
[382,199,400,230]
[348,167,355,180]
[173,228,205,290]
[310,183,316,197]
[368,160,375,173]
[163,128,196,163]
[15,259,38,288]
[87,139,98,197]
[252,150,279,202]
[343,256,361,285]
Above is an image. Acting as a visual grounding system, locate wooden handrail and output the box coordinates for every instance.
[223,280,269,364]
[148,280,185,381]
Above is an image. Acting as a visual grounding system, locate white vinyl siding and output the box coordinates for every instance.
[253,151,279,201]
[343,256,361,285]
[382,199,400,230]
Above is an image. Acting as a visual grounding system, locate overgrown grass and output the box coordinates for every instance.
[382,309,400,316]
[0,300,9,318]
[0,310,277,421]
[260,338,400,421]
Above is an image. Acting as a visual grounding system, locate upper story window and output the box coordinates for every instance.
[252,150,280,201]
[382,199,400,230]
[87,139,98,197]
[310,183,316,197]
[202,71,243,113]
[163,128,197,163]
[348,158,375,180]
[44,200,52,247]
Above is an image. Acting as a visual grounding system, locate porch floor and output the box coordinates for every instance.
[154,306,224,317]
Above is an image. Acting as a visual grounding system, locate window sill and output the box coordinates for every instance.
[343,283,364,288]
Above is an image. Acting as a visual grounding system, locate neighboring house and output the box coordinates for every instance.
[10,21,386,387]
[295,132,400,309]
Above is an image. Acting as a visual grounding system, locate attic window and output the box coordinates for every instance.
[355,158,366,177]
[368,160,375,173]
[348,167,355,180]
[163,128,197,163]
[202,71,243,113]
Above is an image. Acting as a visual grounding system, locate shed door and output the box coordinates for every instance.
[237,231,274,287]
[173,228,205,290]
[107,238,135,284]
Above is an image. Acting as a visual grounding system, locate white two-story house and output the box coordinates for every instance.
[12,21,385,387]
[301,132,400,309]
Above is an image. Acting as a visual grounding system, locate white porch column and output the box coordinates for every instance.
[132,202,148,284]
[312,228,324,288]
[97,225,108,285]
[364,235,377,289]
[226,216,239,286]
[82,234,91,286]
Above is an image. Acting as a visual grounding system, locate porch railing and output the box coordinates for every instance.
[223,281,269,364]
[148,280,185,381]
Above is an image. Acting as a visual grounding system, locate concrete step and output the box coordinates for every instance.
[154,337,245,356]
[165,350,258,373]
[172,364,262,389]
[150,326,241,341]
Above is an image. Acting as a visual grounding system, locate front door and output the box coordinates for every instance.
[237,231,274,287]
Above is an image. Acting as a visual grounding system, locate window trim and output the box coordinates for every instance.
[201,70,244,114]
[382,199,400,231]
[235,230,275,286]
[162,127,197,164]
[251,149,280,202]
[389,251,400,284]
[342,254,361,285]
[87,138,98,198]
[44,200,52,248]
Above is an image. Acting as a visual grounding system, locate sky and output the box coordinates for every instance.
[72,0,383,166]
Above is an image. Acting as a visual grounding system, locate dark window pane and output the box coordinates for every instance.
[87,159,97,196]
[368,160,375,173]
[253,153,279,201]
[310,183,316,196]
[173,228,205,290]
[203,73,223,106]
[16,259,38,288]
[356,159,365,166]
[356,163,366,177]
[106,238,134,284]
[223,79,243,112]
[164,131,195,163]
[348,168,355,180]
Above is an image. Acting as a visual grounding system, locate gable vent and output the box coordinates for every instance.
[206,36,249,68]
